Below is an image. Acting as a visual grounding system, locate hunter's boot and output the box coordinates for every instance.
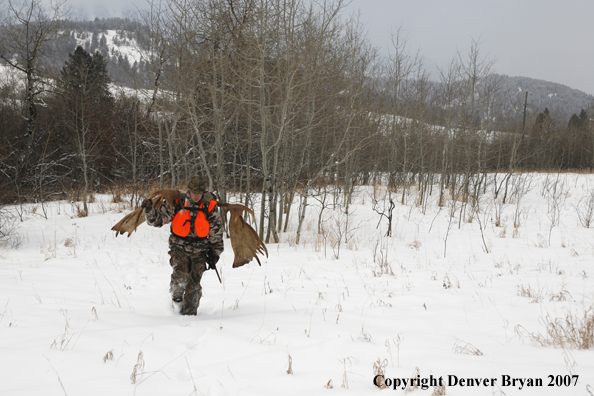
[180,288,201,316]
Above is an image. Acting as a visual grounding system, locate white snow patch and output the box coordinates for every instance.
[1,173,593,395]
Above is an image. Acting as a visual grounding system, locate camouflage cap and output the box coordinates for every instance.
[187,176,207,194]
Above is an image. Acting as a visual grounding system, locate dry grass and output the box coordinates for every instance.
[449,187,467,203]
[442,274,459,289]
[130,351,145,384]
[339,357,357,389]
[512,227,521,238]
[68,188,82,202]
[110,184,131,203]
[279,232,297,246]
[50,309,72,351]
[373,358,388,389]
[72,203,87,218]
[549,287,572,302]
[103,350,114,363]
[465,211,474,223]
[432,384,446,395]
[517,284,543,303]
[372,240,394,277]
[408,239,421,250]
[497,227,507,238]
[515,307,594,349]
[453,339,483,356]
[346,236,359,250]
[493,257,509,269]
[536,233,547,248]
[405,367,421,393]
[313,232,323,252]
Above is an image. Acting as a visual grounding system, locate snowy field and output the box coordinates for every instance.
[1,173,593,396]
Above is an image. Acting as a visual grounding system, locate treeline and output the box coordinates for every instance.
[0,0,593,243]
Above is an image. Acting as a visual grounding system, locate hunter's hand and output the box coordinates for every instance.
[141,199,153,210]
[206,249,219,270]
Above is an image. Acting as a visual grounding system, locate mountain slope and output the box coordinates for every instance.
[497,74,594,117]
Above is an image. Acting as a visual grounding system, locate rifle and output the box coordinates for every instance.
[213,265,222,283]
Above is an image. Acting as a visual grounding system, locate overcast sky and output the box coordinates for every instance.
[65,0,594,95]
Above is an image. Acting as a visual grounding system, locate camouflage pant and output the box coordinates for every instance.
[169,249,207,315]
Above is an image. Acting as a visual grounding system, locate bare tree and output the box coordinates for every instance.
[0,0,67,189]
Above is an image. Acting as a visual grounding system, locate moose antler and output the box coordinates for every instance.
[218,202,268,268]
[111,189,180,237]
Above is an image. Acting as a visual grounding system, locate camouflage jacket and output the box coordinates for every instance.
[145,191,224,256]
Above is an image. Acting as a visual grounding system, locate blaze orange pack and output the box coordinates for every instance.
[171,199,217,238]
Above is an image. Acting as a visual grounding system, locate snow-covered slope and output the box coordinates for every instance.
[74,29,143,65]
[1,173,593,395]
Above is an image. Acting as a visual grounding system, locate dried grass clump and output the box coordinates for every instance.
[373,358,388,389]
[405,367,420,393]
[408,239,421,250]
[549,288,572,302]
[313,232,323,252]
[286,355,293,374]
[432,384,446,395]
[517,284,543,303]
[130,351,145,384]
[68,188,82,202]
[512,228,521,238]
[103,350,114,363]
[515,307,594,349]
[73,203,87,218]
[110,184,131,203]
[371,239,394,277]
[453,339,483,356]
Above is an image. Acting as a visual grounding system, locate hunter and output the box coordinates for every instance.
[142,177,224,315]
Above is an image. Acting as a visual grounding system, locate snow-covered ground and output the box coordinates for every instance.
[1,173,593,395]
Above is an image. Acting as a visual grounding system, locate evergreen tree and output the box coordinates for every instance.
[90,31,99,51]
[533,108,554,135]
[60,46,112,105]
[57,46,113,214]
[568,113,580,130]
[579,109,589,128]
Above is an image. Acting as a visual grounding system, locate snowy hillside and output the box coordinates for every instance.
[1,173,593,395]
[498,75,594,120]
[72,28,143,66]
